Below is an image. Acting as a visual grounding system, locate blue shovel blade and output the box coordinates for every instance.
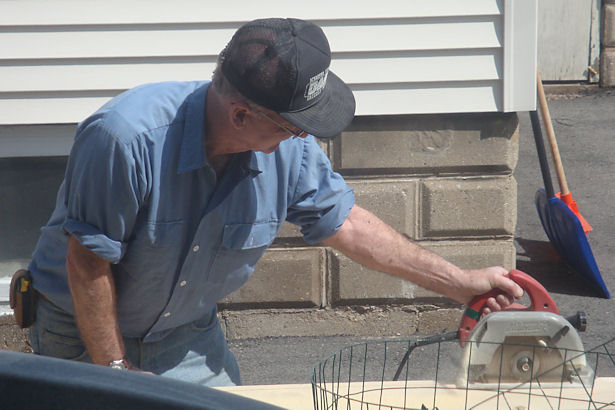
[535,189,610,298]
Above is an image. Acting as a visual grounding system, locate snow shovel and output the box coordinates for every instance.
[530,110,610,298]
[537,71,592,234]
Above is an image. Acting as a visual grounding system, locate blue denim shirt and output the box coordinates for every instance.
[29,81,355,342]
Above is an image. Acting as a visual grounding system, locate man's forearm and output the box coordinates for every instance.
[66,235,127,367]
[322,205,523,306]
[322,206,466,301]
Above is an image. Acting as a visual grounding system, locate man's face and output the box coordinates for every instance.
[245,105,307,153]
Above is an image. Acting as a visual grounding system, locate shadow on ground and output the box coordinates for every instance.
[515,237,599,298]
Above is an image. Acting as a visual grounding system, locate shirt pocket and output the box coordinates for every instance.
[208,220,280,291]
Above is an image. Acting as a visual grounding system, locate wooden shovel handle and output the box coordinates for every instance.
[536,70,570,196]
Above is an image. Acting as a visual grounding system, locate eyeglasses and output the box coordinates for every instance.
[249,104,306,139]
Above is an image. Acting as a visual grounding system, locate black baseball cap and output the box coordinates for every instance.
[220,18,356,138]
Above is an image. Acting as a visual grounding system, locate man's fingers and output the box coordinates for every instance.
[510,280,524,299]
[494,274,524,299]
[496,293,513,307]
[486,296,500,312]
[484,293,514,314]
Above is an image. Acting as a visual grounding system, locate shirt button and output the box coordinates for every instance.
[180,280,187,287]
[163,312,171,317]
[192,245,200,252]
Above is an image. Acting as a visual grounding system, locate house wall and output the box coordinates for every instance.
[1,2,531,339]
[0,0,535,131]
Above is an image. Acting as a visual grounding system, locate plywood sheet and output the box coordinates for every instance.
[217,378,615,409]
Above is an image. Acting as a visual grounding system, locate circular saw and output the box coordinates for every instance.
[456,270,592,388]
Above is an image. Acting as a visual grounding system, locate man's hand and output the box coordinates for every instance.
[455,266,524,314]
[127,363,155,375]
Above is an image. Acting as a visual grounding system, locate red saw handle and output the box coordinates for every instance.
[458,269,559,346]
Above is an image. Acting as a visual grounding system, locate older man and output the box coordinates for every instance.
[26,18,522,386]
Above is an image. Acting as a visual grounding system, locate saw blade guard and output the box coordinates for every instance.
[456,311,592,388]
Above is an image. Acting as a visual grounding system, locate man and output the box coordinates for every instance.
[26,18,522,386]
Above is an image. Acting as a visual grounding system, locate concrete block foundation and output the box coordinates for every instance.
[421,176,516,238]
[601,49,615,87]
[602,2,615,87]
[221,112,519,339]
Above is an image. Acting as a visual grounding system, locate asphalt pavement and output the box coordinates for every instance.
[230,86,615,387]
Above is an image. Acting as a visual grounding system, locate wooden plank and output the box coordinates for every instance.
[216,383,314,410]
[0,0,502,26]
[217,378,615,409]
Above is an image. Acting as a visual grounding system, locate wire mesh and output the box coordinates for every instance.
[311,335,615,409]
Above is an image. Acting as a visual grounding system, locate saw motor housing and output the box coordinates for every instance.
[457,311,592,387]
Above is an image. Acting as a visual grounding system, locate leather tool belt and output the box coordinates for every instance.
[9,269,37,328]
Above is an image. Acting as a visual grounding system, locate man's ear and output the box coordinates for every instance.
[230,103,251,130]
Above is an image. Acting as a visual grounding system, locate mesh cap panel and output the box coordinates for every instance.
[221,19,299,111]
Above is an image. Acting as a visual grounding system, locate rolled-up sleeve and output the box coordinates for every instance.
[286,138,355,244]
[62,118,146,263]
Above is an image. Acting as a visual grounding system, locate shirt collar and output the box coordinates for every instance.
[239,150,263,177]
[178,82,209,174]
[178,81,263,177]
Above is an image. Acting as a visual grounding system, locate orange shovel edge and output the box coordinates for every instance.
[555,191,593,234]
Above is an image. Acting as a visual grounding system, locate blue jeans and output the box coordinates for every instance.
[29,298,241,387]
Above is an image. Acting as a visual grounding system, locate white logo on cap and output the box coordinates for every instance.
[304,69,328,101]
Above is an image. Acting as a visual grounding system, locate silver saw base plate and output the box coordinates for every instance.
[456,311,593,388]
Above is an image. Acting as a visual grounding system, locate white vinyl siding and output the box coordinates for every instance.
[0,1,507,25]
[0,0,537,155]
